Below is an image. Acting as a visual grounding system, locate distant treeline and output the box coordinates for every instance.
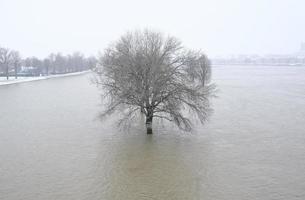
[0,46,97,79]
[212,55,305,66]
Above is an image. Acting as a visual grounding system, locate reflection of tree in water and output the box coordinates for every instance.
[91,131,207,200]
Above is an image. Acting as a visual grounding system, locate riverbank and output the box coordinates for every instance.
[0,71,90,86]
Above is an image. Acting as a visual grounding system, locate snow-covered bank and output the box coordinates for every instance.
[0,71,90,86]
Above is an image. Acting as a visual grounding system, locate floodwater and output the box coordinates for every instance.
[0,66,305,200]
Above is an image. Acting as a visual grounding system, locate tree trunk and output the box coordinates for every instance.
[6,64,9,80]
[15,65,17,79]
[146,116,153,134]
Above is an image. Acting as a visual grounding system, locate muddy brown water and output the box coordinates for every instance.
[0,66,305,199]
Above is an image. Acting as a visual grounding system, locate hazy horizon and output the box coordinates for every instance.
[1,0,305,59]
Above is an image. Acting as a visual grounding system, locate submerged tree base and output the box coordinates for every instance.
[147,128,153,134]
[146,121,153,134]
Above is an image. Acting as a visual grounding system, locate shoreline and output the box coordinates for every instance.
[0,71,91,86]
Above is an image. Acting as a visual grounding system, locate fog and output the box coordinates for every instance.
[1,1,305,199]
[1,0,305,58]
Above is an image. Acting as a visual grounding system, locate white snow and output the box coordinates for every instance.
[0,71,90,86]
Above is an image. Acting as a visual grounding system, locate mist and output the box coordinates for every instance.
[1,1,305,200]
[1,0,305,58]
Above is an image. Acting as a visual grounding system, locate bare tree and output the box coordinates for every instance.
[71,52,84,72]
[48,53,56,74]
[0,47,12,80]
[43,58,51,75]
[10,50,21,79]
[86,56,98,70]
[95,30,215,134]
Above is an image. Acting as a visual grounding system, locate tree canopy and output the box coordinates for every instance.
[95,30,215,134]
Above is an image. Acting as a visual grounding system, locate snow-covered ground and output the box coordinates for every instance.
[0,71,90,86]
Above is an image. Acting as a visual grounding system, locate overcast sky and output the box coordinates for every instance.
[0,0,304,58]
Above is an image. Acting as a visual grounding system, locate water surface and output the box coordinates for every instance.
[0,66,305,199]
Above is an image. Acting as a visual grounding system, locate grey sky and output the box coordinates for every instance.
[0,0,304,58]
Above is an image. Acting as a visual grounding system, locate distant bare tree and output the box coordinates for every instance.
[24,57,32,67]
[86,56,98,70]
[10,50,21,79]
[48,53,56,74]
[43,58,51,75]
[0,47,12,80]
[71,52,84,72]
[54,53,66,74]
[95,30,215,134]
[31,57,43,75]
